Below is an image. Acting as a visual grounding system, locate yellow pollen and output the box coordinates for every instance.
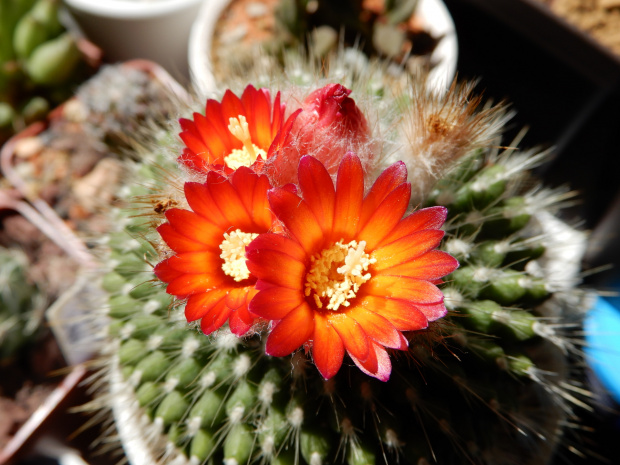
[225,115,267,170]
[304,240,376,311]
[219,229,258,282]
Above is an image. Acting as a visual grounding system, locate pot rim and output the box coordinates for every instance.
[64,0,203,19]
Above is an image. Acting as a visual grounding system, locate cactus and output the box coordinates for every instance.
[273,0,423,59]
[0,247,45,362]
[0,0,91,143]
[70,63,183,148]
[89,53,592,465]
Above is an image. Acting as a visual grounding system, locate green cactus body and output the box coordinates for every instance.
[0,248,44,361]
[96,154,585,465]
[92,58,590,465]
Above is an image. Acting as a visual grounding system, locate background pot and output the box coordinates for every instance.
[63,0,204,81]
[188,0,458,97]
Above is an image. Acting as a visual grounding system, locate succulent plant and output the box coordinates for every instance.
[88,53,592,465]
[0,247,45,362]
[68,63,182,149]
[0,0,91,143]
[274,0,427,60]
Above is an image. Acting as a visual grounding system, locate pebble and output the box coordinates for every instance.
[73,158,123,212]
[245,1,268,17]
[220,24,249,44]
[14,137,44,159]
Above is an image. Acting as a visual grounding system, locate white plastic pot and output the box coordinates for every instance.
[188,0,458,96]
[63,0,204,81]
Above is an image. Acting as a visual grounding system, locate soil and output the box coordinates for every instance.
[534,0,620,56]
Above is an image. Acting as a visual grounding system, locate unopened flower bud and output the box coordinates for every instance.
[266,84,374,185]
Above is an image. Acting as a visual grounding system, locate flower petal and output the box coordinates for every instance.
[358,295,429,332]
[414,301,448,322]
[179,118,212,160]
[153,258,184,283]
[207,172,253,229]
[157,223,210,253]
[357,182,410,250]
[164,251,223,274]
[270,92,285,140]
[230,167,273,230]
[332,153,364,241]
[229,305,255,336]
[246,246,306,290]
[312,312,345,379]
[226,286,250,310]
[165,208,223,249]
[246,232,307,262]
[378,250,459,280]
[249,286,305,320]
[298,156,335,233]
[178,149,211,172]
[184,181,228,227]
[166,272,227,296]
[371,230,445,271]
[200,298,234,335]
[379,206,448,246]
[221,88,246,119]
[349,341,391,382]
[205,98,241,153]
[364,275,445,304]
[241,86,272,149]
[360,161,407,228]
[185,289,228,322]
[265,303,314,356]
[192,112,230,164]
[228,288,258,336]
[268,187,324,254]
[328,313,370,363]
[346,306,407,350]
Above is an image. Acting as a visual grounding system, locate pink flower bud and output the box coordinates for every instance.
[265,84,374,185]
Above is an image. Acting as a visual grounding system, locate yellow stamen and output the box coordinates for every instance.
[219,229,258,282]
[225,115,267,170]
[305,240,376,311]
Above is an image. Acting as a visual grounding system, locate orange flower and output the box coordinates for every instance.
[178,84,298,173]
[246,153,458,381]
[154,167,277,336]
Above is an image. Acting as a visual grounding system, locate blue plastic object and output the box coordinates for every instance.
[584,294,620,404]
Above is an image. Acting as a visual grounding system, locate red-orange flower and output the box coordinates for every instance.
[178,84,298,173]
[246,153,458,381]
[154,167,277,336]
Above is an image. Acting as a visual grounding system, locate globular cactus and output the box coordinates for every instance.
[0,0,89,143]
[0,247,45,362]
[89,54,592,465]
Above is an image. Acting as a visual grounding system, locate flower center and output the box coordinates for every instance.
[219,229,258,282]
[225,115,267,170]
[304,240,376,311]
